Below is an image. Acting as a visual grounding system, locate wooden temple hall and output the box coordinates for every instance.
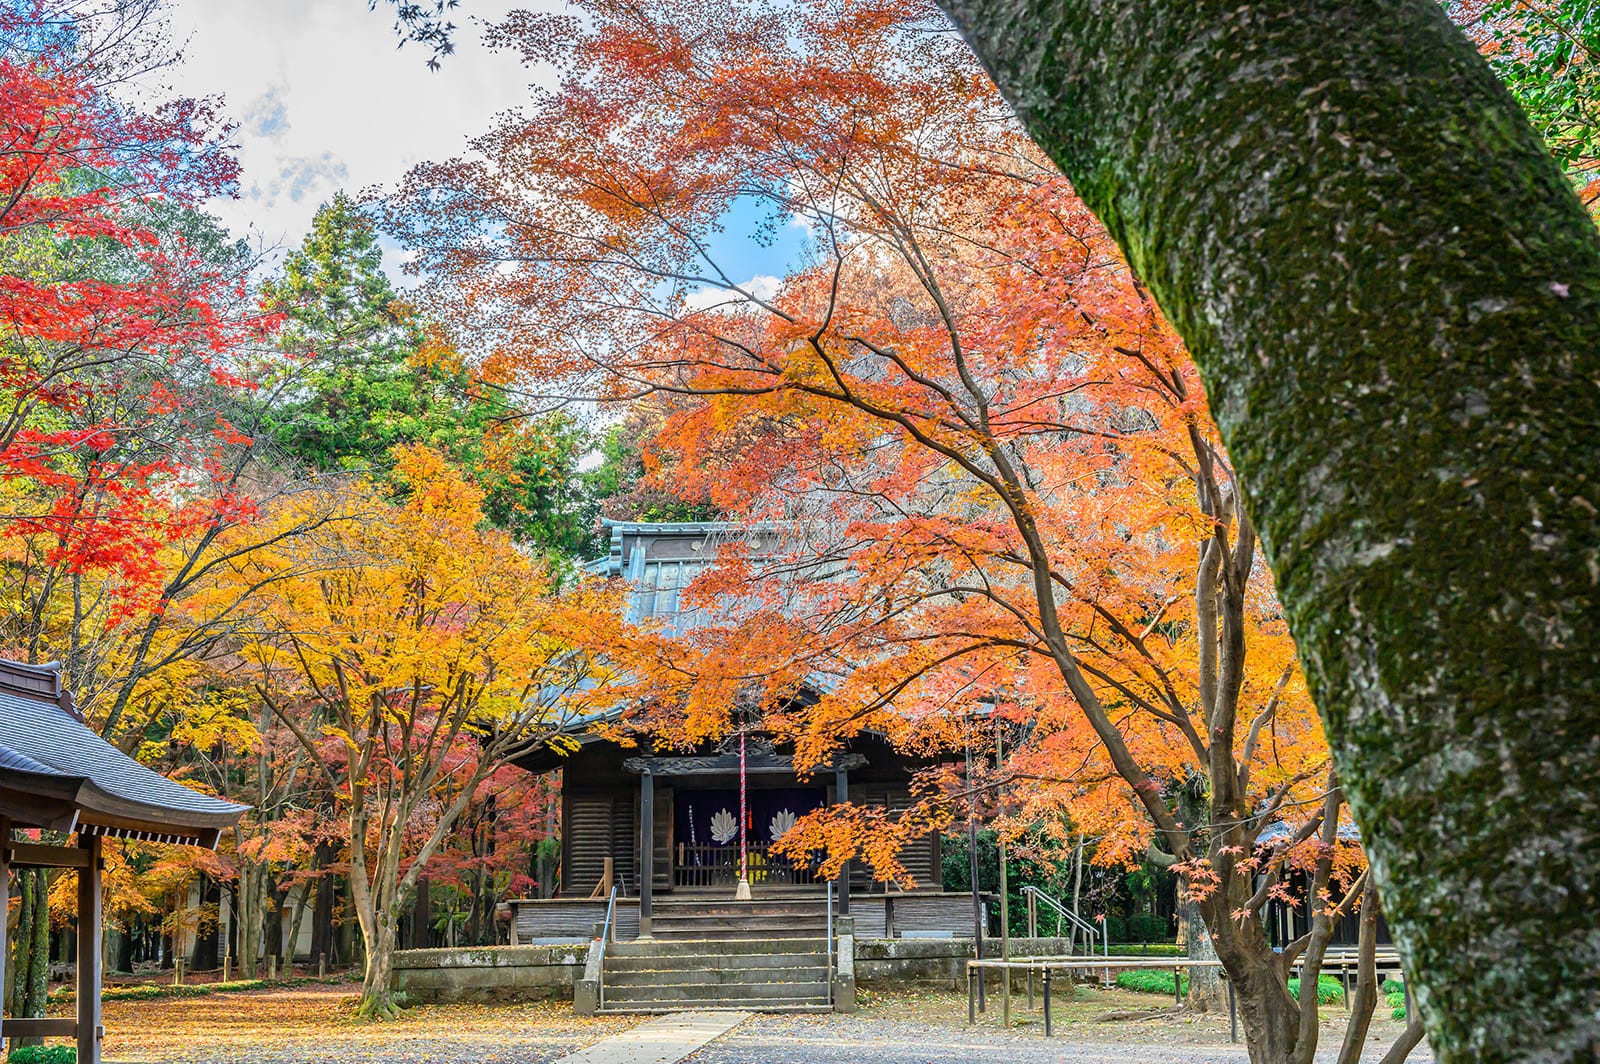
[0,659,246,1063]
[509,521,971,943]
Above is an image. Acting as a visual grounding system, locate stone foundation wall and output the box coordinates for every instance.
[396,936,1108,1003]
[394,944,590,1003]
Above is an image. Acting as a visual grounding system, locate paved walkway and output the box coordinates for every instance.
[550,1012,751,1064]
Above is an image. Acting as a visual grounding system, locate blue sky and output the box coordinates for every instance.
[700,195,812,288]
[165,0,811,292]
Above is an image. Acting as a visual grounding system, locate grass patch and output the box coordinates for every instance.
[1287,975,1346,1005]
[1115,969,1188,995]
[49,975,346,1006]
[1108,943,1185,957]
[9,1046,74,1064]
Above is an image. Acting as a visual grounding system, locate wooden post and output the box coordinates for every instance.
[0,816,10,1043]
[412,877,431,950]
[639,770,654,938]
[223,953,231,982]
[834,766,850,916]
[77,832,103,1064]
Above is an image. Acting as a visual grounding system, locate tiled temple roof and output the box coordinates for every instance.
[0,660,246,846]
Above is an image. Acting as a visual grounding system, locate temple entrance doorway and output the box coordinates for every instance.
[672,785,826,889]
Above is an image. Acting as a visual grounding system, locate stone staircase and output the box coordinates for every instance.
[647,897,830,941]
[597,937,834,1013]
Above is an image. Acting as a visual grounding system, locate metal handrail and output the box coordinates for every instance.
[825,879,834,982]
[595,884,618,1011]
[1017,883,1107,947]
[968,951,1410,1041]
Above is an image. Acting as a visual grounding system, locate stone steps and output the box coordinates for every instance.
[605,965,830,986]
[598,936,834,1014]
[608,937,830,957]
[646,900,829,941]
[606,951,827,973]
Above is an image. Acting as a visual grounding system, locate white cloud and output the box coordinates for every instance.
[167,0,553,262]
[682,274,784,312]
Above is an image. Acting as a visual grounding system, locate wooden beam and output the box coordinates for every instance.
[7,843,90,868]
[4,1018,78,1038]
[622,753,868,776]
[0,787,81,833]
[77,832,102,1064]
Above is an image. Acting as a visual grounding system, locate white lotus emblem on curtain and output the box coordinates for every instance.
[768,808,797,841]
[710,808,738,844]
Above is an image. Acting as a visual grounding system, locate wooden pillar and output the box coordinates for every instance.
[412,877,431,950]
[0,815,10,1042]
[834,766,850,916]
[639,770,654,938]
[77,832,103,1064]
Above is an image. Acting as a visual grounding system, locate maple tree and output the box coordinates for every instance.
[387,0,1383,1057]
[0,0,305,1011]
[1446,0,1600,209]
[216,446,616,1016]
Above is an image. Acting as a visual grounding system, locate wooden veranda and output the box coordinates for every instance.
[0,660,246,1064]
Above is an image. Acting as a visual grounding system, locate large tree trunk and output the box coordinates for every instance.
[1203,893,1300,1064]
[934,0,1600,1059]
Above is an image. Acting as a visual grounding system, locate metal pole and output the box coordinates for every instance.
[826,879,833,978]
[1026,892,1035,1010]
[834,765,850,915]
[640,769,655,936]
[997,728,1010,1028]
[965,738,985,1014]
[968,967,976,1024]
[1043,966,1053,1038]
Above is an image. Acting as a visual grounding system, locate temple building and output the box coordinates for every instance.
[509,521,971,945]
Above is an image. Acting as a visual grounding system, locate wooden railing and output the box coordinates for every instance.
[674,842,825,887]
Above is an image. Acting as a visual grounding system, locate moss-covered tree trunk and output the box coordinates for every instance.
[933,0,1600,1059]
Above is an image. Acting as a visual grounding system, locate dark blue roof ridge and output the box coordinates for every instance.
[0,659,81,721]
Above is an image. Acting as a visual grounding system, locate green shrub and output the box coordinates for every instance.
[9,1046,75,1064]
[1287,975,1346,1005]
[1115,968,1188,995]
[1127,914,1169,942]
[1383,977,1407,1020]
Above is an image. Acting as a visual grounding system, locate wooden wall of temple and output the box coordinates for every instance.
[556,737,944,899]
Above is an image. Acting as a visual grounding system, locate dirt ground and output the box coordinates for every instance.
[92,983,1430,1064]
[100,987,640,1064]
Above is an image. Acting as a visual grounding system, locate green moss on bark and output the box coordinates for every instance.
[935,0,1600,1060]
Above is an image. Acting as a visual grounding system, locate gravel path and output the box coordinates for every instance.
[683,1011,1435,1064]
[685,1013,1256,1063]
